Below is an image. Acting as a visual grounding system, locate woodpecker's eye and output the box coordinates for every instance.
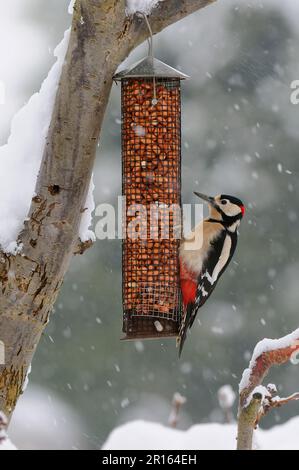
[221,199,228,205]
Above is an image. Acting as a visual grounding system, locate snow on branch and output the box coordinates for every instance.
[237,328,299,450]
[255,387,299,426]
[218,385,236,423]
[126,1,162,16]
[239,327,299,407]
[0,25,95,254]
[168,392,186,428]
[0,30,69,253]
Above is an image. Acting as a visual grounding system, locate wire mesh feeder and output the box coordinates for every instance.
[114,56,189,340]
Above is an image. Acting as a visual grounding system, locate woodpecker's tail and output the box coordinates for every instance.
[177,303,193,357]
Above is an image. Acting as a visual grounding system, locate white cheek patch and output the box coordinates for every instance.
[223,204,241,217]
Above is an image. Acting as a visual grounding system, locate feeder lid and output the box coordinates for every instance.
[113,56,189,81]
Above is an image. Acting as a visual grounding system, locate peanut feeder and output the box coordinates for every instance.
[114,55,188,340]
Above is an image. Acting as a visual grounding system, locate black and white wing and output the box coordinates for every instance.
[179,230,237,355]
[191,230,237,325]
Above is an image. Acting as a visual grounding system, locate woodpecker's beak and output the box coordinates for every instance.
[193,192,215,206]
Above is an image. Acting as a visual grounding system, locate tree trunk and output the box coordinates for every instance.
[236,393,262,450]
[0,0,215,420]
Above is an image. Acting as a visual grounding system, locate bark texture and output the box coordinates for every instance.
[236,393,262,451]
[0,0,216,420]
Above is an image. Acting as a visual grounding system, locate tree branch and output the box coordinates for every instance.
[237,392,262,451]
[132,0,216,44]
[256,389,299,425]
[0,0,217,421]
[237,328,299,450]
[168,392,186,428]
[239,330,299,408]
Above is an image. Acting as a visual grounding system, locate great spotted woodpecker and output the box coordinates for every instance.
[178,192,245,355]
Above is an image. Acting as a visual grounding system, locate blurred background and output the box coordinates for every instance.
[1,0,299,450]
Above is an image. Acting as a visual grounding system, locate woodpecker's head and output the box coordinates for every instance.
[194,192,245,229]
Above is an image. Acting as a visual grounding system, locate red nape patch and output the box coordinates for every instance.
[181,279,197,306]
[241,205,246,216]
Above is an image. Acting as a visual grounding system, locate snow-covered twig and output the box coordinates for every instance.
[217,385,236,423]
[237,328,299,450]
[239,328,299,407]
[168,392,186,428]
[255,390,299,426]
